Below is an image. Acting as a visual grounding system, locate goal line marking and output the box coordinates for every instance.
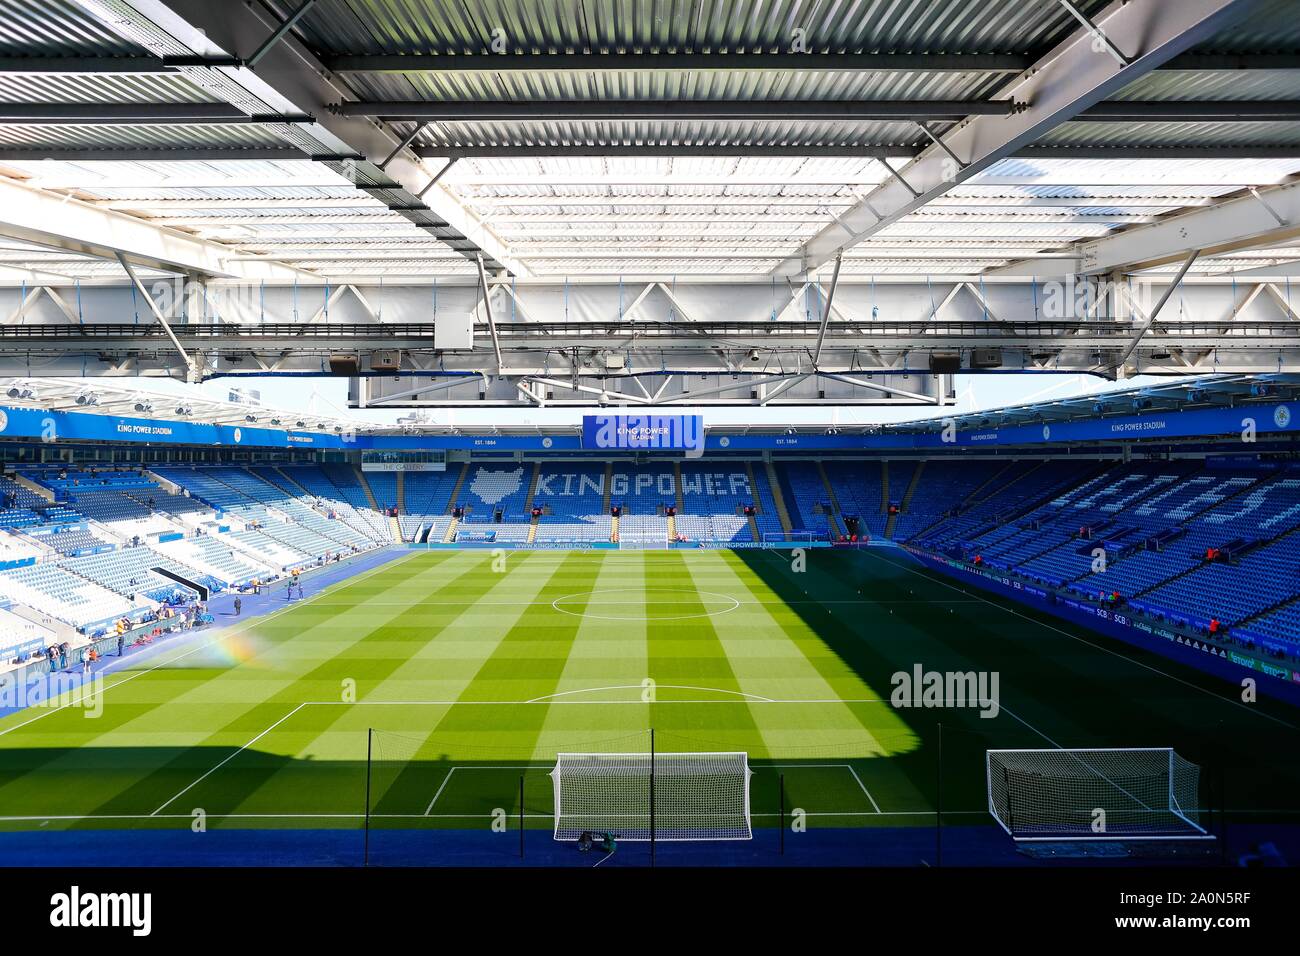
[0,809,1002,823]
[421,761,883,816]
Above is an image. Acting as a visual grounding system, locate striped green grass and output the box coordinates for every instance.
[0,548,1294,834]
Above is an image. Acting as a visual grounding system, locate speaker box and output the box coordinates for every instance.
[929,352,961,374]
[328,352,360,375]
[370,350,401,372]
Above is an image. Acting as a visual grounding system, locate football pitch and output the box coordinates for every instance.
[1,548,1297,865]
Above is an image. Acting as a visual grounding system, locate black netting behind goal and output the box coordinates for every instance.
[987,748,1207,840]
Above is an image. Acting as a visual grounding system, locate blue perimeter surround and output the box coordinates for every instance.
[1,401,1296,452]
[4,823,1282,868]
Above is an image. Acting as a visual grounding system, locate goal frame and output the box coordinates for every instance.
[551,751,753,842]
[617,538,670,551]
[986,747,1212,842]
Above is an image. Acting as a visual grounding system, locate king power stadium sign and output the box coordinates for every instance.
[582,414,705,457]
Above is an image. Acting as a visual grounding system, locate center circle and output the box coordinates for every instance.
[551,588,741,621]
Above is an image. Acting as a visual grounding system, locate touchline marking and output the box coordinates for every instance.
[0,554,416,738]
[0,552,416,742]
[864,550,1298,731]
[151,703,307,816]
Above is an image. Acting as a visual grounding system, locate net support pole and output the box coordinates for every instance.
[649,727,656,867]
[936,722,943,868]
[363,727,373,867]
[1003,766,1013,834]
[519,775,525,859]
[1219,758,1228,865]
[779,773,786,856]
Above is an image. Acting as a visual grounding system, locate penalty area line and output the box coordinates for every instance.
[150,703,307,817]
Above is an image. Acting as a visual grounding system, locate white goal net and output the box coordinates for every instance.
[551,752,752,841]
[987,748,1208,841]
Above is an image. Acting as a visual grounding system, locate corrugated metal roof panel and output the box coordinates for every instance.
[0,70,219,105]
[417,117,927,150]
[0,0,150,56]
[339,61,1007,103]
[1040,120,1300,149]
[297,0,1109,56]
[0,123,296,151]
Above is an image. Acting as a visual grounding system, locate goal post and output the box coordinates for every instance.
[987,748,1210,841]
[617,537,670,551]
[551,752,752,841]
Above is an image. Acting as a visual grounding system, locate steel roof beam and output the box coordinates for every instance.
[0,103,314,124]
[74,0,523,275]
[325,52,1032,74]
[4,51,1296,75]
[1086,182,1300,273]
[0,176,310,280]
[414,144,924,159]
[323,50,1300,74]
[1076,100,1300,122]
[334,99,1014,121]
[769,0,1270,277]
[5,144,1298,164]
[0,148,308,162]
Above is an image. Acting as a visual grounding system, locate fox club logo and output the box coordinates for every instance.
[468,466,524,505]
[1275,405,1292,429]
[0,408,8,432]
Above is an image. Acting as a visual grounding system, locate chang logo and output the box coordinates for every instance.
[1275,405,1292,429]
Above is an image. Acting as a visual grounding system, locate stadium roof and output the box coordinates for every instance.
[5,372,1290,444]
[882,372,1300,434]
[2,0,1300,282]
[0,376,367,432]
